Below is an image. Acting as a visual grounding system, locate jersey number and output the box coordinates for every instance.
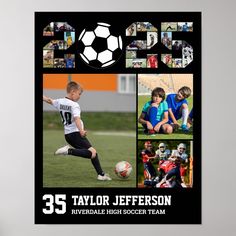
[42,194,66,214]
[60,111,72,125]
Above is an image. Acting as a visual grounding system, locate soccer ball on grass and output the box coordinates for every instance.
[115,161,132,179]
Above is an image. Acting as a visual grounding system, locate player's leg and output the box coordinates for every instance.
[148,106,159,134]
[160,123,173,134]
[62,132,111,180]
[143,163,152,180]
[88,146,111,180]
[156,168,177,188]
[58,132,92,158]
[148,106,158,127]
[149,163,157,179]
[179,103,189,131]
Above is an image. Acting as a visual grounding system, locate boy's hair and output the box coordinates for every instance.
[178,86,191,98]
[151,87,166,100]
[66,81,82,93]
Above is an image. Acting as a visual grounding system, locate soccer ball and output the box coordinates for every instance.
[78,22,123,68]
[115,161,132,179]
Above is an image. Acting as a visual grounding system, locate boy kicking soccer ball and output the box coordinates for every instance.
[43,81,111,181]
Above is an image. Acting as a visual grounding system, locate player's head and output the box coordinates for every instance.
[66,81,83,101]
[144,141,152,149]
[151,87,165,104]
[177,86,191,100]
[158,143,166,152]
[177,143,186,154]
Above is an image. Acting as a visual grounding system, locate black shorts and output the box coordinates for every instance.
[65,132,92,149]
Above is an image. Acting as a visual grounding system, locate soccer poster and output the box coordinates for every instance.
[35,12,201,224]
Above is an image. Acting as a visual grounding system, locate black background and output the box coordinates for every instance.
[35,12,201,224]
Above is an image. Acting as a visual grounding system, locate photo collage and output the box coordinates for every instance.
[43,22,75,68]
[37,12,201,224]
[42,21,195,189]
[125,22,193,69]
[137,74,193,188]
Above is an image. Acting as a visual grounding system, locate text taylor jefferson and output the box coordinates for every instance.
[71,195,171,206]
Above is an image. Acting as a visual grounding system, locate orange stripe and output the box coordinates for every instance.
[43,74,117,91]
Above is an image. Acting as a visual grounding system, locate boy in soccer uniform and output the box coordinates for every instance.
[166,86,191,131]
[156,144,187,188]
[43,81,111,181]
[182,22,189,32]
[66,35,73,47]
[138,87,173,135]
[65,54,75,68]
[155,142,171,164]
[147,55,158,68]
[161,32,172,49]
[141,141,156,181]
[169,143,188,186]
[155,143,171,182]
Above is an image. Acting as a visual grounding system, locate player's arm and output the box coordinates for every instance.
[143,153,155,161]
[168,108,179,127]
[43,95,53,105]
[148,155,156,160]
[154,152,160,160]
[153,107,169,131]
[74,116,87,137]
[168,155,177,162]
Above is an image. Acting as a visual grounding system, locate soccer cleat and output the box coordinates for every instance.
[143,129,149,135]
[97,174,112,181]
[54,145,70,155]
[148,129,155,135]
[181,124,189,132]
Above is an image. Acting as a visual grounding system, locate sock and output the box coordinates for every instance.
[91,154,104,176]
[182,108,189,126]
[148,106,159,127]
[68,148,91,159]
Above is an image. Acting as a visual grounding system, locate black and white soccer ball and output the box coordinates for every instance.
[78,22,123,68]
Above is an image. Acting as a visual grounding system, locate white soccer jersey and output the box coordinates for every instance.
[171,150,188,162]
[52,97,84,134]
[155,149,171,160]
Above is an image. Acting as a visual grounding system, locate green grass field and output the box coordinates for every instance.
[138,95,193,139]
[44,112,136,131]
[43,130,136,188]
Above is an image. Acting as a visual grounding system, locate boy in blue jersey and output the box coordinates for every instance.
[166,86,191,131]
[138,87,173,135]
[182,22,189,32]
[65,54,75,68]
